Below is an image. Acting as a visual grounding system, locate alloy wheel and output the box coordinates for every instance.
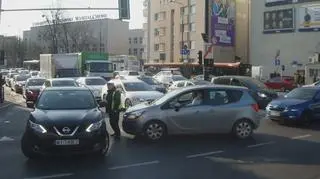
[235,120,252,139]
[145,123,164,141]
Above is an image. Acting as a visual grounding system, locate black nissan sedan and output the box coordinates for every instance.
[21,87,110,159]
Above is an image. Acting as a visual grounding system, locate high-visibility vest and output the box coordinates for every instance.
[111,91,123,110]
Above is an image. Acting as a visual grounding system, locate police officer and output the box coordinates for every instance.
[105,81,122,139]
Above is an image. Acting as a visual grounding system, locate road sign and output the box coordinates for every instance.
[274,59,280,66]
[180,49,190,55]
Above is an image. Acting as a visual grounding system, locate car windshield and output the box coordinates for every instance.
[152,89,182,106]
[193,80,210,85]
[27,79,45,86]
[129,71,139,76]
[285,88,317,100]
[89,62,113,73]
[52,80,77,87]
[85,78,106,86]
[36,90,96,110]
[245,78,267,89]
[139,77,159,85]
[31,72,39,76]
[123,82,154,91]
[172,76,186,81]
[16,76,29,81]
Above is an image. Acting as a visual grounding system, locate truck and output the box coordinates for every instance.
[109,55,141,72]
[40,53,81,79]
[79,52,114,81]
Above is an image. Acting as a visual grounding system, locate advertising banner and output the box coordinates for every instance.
[263,8,295,33]
[210,0,236,46]
[298,4,320,31]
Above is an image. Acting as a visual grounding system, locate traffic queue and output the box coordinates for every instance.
[0,67,320,160]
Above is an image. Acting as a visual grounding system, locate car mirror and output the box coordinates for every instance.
[173,103,182,111]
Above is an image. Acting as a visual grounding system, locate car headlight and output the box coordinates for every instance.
[283,108,299,112]
[86,120,103,132]
[257,92,267,98]
[29,120,47,134]
[127,110,145,120]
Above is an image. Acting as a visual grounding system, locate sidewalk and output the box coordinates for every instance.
[0,101,13,110]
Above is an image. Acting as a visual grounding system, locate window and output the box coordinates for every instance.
[190,23,196,31]
[154,13,159,21]
[183,24,189,32]
[52,80,77,87]
[213,77,230,85]
[123,82,154,91]
[140,48,144,55]
[190,41,196,49]
[154,44,159,51]
[177,82,185,87]
[129,48,132,55]
[134,37,138,44]
[129,38,131,44]
[44,80,51,87]
[159,27,166,36]
[159,43,165,52]
[154,28,160,36]
[134,48,138,55]
[230,79,244,86]
[190,5,196,14]
[139,37,143,44]
[207,90,243,106]
[85,78,107,86]
[27,79,45,86]
[186,82,194,86]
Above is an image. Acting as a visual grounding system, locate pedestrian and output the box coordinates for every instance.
[0,73,3,103]
[105,81,122,139]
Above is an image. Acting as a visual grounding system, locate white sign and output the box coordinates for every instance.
[298,4,320,30]
[33,14,108,27]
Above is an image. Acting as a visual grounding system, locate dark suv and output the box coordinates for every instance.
[211,76,278,109]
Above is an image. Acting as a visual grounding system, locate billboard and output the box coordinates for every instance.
[263,8,295,33]
[210,0,235,46]
[298,4,320,32]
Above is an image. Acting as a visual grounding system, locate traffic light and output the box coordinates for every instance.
[198,50,203,65]
[119,0,130,20]
[281,65,285,71]
[0,50,4,66]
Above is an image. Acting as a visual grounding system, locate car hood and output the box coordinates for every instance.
[126,91,164,100]
[126,102,152,113]
[87,85,104,91]
[31,108,101,126]
[269,98,308,108]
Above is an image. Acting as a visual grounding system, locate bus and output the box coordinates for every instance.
[143,62,252,77]
[23,60,40,71]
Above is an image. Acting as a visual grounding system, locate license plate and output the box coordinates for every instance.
[55,139,79,146]
[269,111,280,116]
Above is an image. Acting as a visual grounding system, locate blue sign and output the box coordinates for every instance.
[181,49,190,55]
[275,59,280,66]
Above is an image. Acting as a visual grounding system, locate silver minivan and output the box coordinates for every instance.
[122,85,262,141]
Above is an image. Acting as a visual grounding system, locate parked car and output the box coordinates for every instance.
[211,76,278,109]
[21,87,110,159]
[40,78,78,92]
[266,87,320,125]
[18,69,29,75]
[168,80,211,92]
[118,71,140,76]
[76,77,107,102]
[192,75,204,81]
[30,71,40,78]
[101,77,164,108]
[12,75,31,93]
[23,78,46,108]
[137,75,167,93]
[122,85,261,141]
[265,76,296,92]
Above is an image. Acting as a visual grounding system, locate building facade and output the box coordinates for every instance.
[23,17,129,59]
[143,0,250,64]
[128,29,144,60]
[250,0,320,79]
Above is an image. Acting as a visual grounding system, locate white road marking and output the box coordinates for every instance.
[291,134,312,140]
[108,160,160,170]
[4,120,10,124]
[0,103,12,109]
[247,141,275,148]
[0,136,14,142]
[23,173,74,179]
[186,150,224,159]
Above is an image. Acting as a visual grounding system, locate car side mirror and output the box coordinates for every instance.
[174,103,182,112]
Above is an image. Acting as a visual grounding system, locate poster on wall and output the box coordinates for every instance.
[298,4,320,32]
[263,8,295,33]
[210,0,236,46]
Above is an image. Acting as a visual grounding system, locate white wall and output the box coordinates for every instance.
[250,0,320,79]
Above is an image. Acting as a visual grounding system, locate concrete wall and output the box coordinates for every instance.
[250,0,320,79]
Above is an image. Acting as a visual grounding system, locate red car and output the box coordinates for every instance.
[265,76,296,91]
[23,78,46,108]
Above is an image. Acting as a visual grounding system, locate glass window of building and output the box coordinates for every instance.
[134,37,138,44]
[129,48,132,55]
[190,23,196,31]
[134,48,138,55]
[154,44,159,51]
[129,38,131,44]
[139,37,143,44]
[190,5,196,14]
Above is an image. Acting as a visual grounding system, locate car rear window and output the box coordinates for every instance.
[52,80,77,87]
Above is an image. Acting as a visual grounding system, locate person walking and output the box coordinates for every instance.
[105,81,122,139]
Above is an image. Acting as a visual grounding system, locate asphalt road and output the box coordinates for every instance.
[0,87,320,179]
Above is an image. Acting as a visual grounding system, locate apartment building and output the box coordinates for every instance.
[128,29,144,60]
[143,0,250,64]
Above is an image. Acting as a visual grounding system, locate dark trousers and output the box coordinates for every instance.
[109,111,120,137]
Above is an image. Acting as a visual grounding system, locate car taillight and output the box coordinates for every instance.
[252,103,259,112]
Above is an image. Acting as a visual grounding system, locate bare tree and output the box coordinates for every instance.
[68,22,94,52]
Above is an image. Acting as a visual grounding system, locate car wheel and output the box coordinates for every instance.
[21,133,39,159]
[232,119,253,139]
[143,121,167,141]
[98,134,110,156]
[125,99,132,108]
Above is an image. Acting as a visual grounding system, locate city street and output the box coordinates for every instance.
[1,87,320,179]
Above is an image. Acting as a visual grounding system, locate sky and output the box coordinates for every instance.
[0,0,144,36]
